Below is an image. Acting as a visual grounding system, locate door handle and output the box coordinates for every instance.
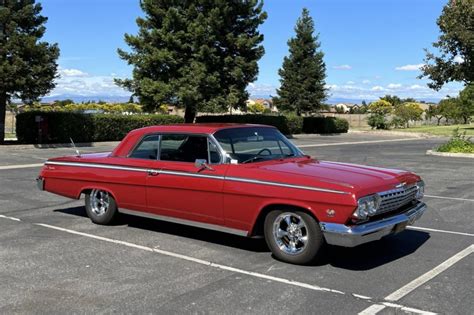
[147,170,159,176]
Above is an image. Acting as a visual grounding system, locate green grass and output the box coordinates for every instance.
[395,124,474,136]
[436,128,474,153]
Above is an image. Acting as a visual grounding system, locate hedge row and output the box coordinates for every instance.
[197,115,348,135]
[16,111,184,144]
[16,111,349,144]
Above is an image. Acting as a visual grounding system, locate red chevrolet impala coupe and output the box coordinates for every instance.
[37,124,426,264]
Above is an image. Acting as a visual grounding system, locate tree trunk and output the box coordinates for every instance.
[184,106,197,123]
[0,92,7,144]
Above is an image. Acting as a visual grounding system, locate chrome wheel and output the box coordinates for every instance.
[90,189,110,216]
[272,212,308,255]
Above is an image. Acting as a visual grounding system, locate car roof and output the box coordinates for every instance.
[130,123,275,135]
[111,123,276,157]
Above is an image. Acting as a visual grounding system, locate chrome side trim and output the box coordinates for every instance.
[118,208,249,237]
[45,161,149,173]
[160,169,224,180]
[43,160,349,195]
[225,176,350,195]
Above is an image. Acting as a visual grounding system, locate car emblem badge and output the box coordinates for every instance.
[395,182,406,189]
[326,209,336,217]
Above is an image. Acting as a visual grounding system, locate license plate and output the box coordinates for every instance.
[394,222,408,234]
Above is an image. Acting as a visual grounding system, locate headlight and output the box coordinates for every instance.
[352,194,382,220]
[415,180,425,200]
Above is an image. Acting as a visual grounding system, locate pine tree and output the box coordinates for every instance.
[116,0,267,122]
[0,0,59,143]
[273,8,327,116]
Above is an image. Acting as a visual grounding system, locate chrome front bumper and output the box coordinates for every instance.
[36,177,44,191]
[320,202,427,247]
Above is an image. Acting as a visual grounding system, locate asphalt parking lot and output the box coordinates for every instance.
[0,132,473,314]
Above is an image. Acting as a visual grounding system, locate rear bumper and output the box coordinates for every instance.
[36,177,44,191]
[320,201,427,247]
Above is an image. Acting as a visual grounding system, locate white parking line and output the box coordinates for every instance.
[297,138,422,148]
[0,214,21,221]
[0,163,44,170]
[0,216,437,314]
[408,226,474,237]
[424,194,474,202]
[359,244,474,314]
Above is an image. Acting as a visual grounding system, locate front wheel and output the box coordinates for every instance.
[264,210,325,265]
[85,189,117,225]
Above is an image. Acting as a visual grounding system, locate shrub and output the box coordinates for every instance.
[302,116,349,134]
[437,128,474,153]
[196,114,299,135]
[16,111,183,144]
[368,114,390,130]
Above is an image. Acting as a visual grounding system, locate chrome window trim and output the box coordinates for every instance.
[43,160,349,195]
[127,133,161,160]
[119,208,249,236]
[211,127,305,164]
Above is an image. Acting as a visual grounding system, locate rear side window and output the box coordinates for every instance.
[160,134,221,164]
[129,134,159,160]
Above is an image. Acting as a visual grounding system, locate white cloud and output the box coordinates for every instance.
[324,81,462,101]
[395,64,424,71]
[362,80,371,84]
[59,68,89,77]
[346,81,355,85]
[387,83,402,89]
[453,55,464,63]
[48,69,131,97]
[332,64,352,70]
[246,83,277,97]
[409,84,425,90]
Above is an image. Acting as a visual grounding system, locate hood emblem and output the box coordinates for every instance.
[395,182,406,189]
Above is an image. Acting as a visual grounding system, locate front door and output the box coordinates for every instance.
[146,134,228,225]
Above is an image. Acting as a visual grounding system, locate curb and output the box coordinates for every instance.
[426,150,474,158]
[0,141,120,150]
[349,129,435,138]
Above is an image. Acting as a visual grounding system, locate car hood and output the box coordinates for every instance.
[257,158,420,196]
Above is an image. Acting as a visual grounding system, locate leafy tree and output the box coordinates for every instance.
[393,102,424,128]
[457,84,474,124]
[116,0,267,123]
[439,98,461,124]
[53,99,74,106]
[247,102,265,113]
[368,99,393,115]
[419,0,474,89]
[426,104,444,125]
[0,0,59,143]
[273,8,327,116]
[380,95,402,107]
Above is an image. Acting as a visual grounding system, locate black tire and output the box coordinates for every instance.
[264,209,325,265]
[85,189,118,225]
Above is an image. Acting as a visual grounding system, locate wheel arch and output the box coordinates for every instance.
[249,203,320,237]
[79,186,118,204]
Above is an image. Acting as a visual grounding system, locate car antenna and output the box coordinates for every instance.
[70,137,81,157]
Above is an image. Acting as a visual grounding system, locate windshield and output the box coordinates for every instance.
[213,127,303,164]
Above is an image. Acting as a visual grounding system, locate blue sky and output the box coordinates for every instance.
[40,0,463,102]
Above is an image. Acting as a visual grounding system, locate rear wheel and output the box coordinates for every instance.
[264,210,324,265]
[85,189,117,225]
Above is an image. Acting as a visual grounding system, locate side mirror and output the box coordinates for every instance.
[195,159,214,171]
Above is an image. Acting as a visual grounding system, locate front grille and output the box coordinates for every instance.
[377,184,418,215]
